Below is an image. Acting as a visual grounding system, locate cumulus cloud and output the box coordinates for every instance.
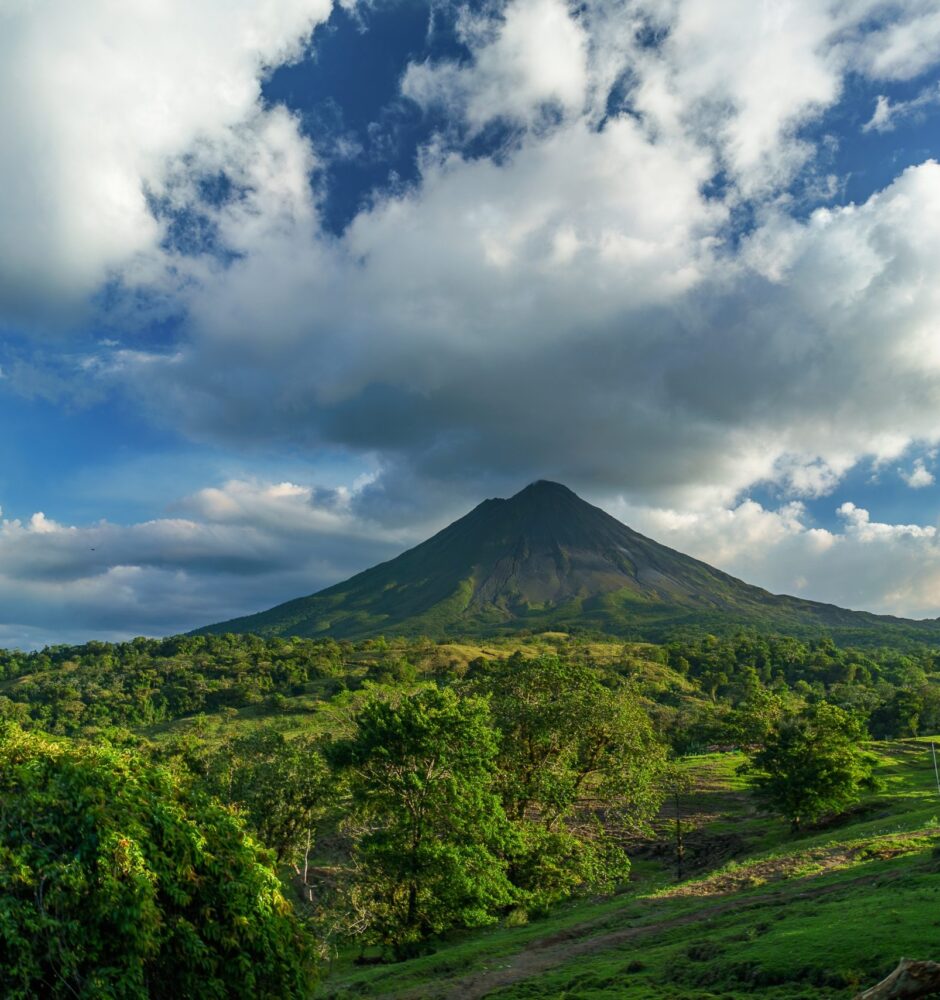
[628,0,843,196]
[900,458,936,489]
[104,153,940,515]
[863,84,940,133]
[616,496,940,619]
[403,0,590,129]
[844,1,940,81]
[0,480,408,647]
[5,0,940,636]
[0,0,330,325]
[108,2,940,513]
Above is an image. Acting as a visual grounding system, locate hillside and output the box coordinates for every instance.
[322,740,940,999]
[5,629,940,998]
[197,481,940,643]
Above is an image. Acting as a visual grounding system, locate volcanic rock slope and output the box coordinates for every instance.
[197,481,940,643]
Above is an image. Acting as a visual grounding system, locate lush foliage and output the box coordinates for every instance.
[326,741,940,1000]
[472,653,667,904]
[184,725,332,862]
[3,626,940,983]
[0,633,349,733]
[743,703,879,830]
[3,631,940,746]
[476,653,666,823]
[328,688,515,954]
[664,632,940,749]
[0,724,314,999]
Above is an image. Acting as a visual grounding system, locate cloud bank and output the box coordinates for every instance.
[0,480,407,648]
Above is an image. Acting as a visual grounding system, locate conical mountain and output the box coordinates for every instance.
[197,481,939,643]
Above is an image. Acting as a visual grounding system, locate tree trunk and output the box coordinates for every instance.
[855,958,940,999]
[674,789,685,881]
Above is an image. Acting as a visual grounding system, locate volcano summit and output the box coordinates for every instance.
[198,481,940,643]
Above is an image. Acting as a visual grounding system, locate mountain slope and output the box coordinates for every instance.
[196,481,940,642]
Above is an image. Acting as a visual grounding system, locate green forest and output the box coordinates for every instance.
[2,629,940,996]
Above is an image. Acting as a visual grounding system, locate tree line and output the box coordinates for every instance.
[1,630,939,743]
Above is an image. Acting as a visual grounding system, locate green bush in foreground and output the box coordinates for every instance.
[0,723,315,999]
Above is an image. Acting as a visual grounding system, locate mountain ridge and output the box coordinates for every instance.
[195,480,940,644]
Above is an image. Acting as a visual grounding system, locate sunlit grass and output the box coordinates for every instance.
[319,739,940,999]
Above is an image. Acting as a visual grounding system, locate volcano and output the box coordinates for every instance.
[197,480,939,643]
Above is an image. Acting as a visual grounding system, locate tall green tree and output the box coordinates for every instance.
[477,654,667,827]
[198,726,332,862]
[743,702,878,832]
[0,724,314,999]
[473,654,668,904]
[329,688,514,955]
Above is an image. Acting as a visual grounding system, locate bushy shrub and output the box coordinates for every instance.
[0,724,315,999]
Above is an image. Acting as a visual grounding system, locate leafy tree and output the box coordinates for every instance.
[873,690,917,737]
[329,688,514,955]
[720,689,791,746]
[477,654,667,827]
[743,703,878,832]
[196,725,332,862]
[0,724,314,999]
[473,654,667,904]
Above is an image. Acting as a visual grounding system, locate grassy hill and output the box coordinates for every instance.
[197,481,940,645]
[321,740,940,999]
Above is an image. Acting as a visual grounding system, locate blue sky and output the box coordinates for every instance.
[4,0,940,646]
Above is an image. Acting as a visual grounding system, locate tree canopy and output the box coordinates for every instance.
[328,688,515,955]
[470,653,668,905]
[193,725,332,863]
[0,724,314,999]
[743,702,879,831]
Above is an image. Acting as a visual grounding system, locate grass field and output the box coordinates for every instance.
[318,740,940,999]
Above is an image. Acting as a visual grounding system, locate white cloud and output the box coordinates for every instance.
[865,94,895,133]
[837,501,936,541]
[844,2,940,81]
[630,0,842,196]
[403,0,895,197]
[900,458,936,489]
[403,0,589,128]
[613,495,940,619]
[99,151,940,514]
[863,84,940,133]
[0,0,330,325]
[124,3,940,512]
[0,478,410,647]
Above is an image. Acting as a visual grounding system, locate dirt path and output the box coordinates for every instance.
[390,869,902,1000]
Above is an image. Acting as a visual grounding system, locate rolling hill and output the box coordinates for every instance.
[196,480,940,643]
